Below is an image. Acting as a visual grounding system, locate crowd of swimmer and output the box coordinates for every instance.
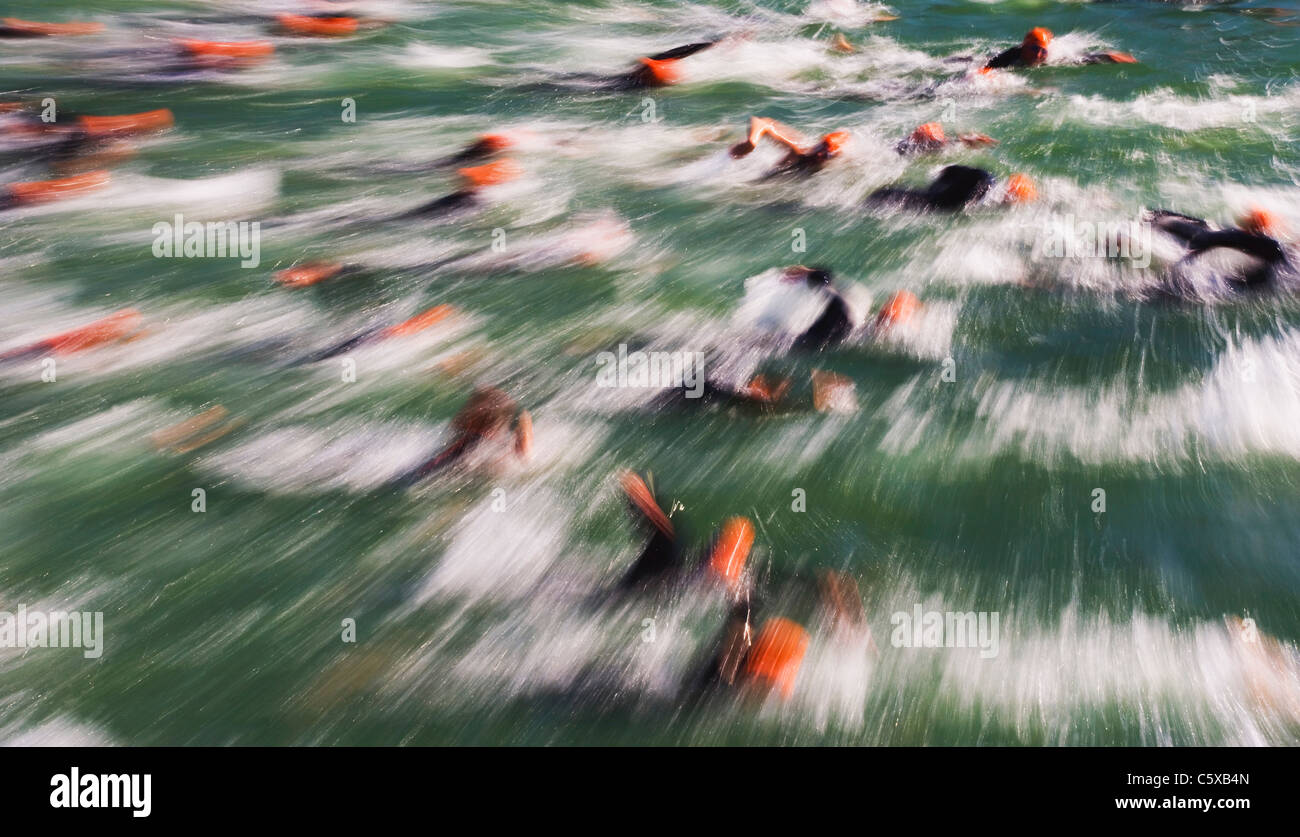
[2,9,1297,705]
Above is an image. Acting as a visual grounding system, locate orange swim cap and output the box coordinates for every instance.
[458,158,521,188]
[707,517,755,588]
[820,130,850,154]
[177,38,275,62]
[46,309,143,355]
[477,133,512,152]
[874,290,920,330]
[274,261,344,289]
[1238,206,1285,238]
[910,122,946,144]
[276,14,358,37]
[381,304,455,338]
[744,618,810,699]
[638,57,682,87]
[620,471,674,537]
[1004,173,1037,204]
[5,170,110,205]
[1024,27,1053,48]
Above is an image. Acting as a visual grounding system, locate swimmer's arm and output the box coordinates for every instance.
[1081,51,1138,65]
[730,117,807,157]
[393,433,477,487]
[647,40,719,61]
[983,47,1021,70]
[1146,209,1211,244]
[1188,230,1287,265]
[956,132,997,147]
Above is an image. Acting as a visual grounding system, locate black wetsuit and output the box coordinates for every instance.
[791,291,852,352]
[868,165,995,212]
[984,46,1034,70]
[984,46,1129,70]
[391,434,481,488]
[763,146,836,180]
[396,189,480,220]
[894,136,946,156]
[1152,210,1291,289]
[618,526,685,589]
[592,40,720,90]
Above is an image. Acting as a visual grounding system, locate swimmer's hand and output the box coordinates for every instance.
[958,133,998,147]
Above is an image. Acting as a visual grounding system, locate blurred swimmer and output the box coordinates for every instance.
[0,309,145,364]
[557,38,727,91]
[614,471,756,595]
[980,27,1136,72]
[867,166,1036,212]
[729,117,850,179]
[895,122,997,155]
[1148,206,1295,291]
[394,387,533,487]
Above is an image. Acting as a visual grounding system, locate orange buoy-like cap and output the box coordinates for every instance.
[1,18,105,36]
[77,109,174,138]
[1238,206,1285,238]
[874,290,920,330]
[276,14,359,37]
[458,158,521,188]
[45,309,144,355]
[1005,173,1037,204]
[744,618,810,699]
[708,516,755,587]
[910,122,946,144]
[476,133,513,152]
[5,170,110,206]
[820,130,850,155]
[1024,27,1053,48]
[274,261,345,288]
[638,57,683,87]
[177,38,274,62]
[381,304,455,338]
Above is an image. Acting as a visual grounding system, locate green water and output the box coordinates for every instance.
[1,0,1299,745]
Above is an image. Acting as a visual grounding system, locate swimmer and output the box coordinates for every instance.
[291,304,456,365]
[895,122,997,155]
[1148,206,1294,291]
[867,165,1036,212]
[614,471,755,594]
[0,309,145,365]
[393,158,522,220]
[980,27,1137,72]
[394,387,533,487]
[729,117,850,179]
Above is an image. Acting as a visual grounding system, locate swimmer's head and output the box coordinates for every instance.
[1021,27,1052,65]
[874,290,920,330]
[452,387,518,438]
[806,266,835,287]
[910,122,946,146]
[1024,27,1053,48]
[637,57,682,87]
[743,618,809,699]
[818,130,850,156]
[476,133,512,153]
[707,517,755,590]
[458,158,521,188]
[1004,173,1038,204]
[1238,206,1286,238]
